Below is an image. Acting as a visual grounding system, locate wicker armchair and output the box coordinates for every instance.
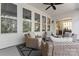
[25,34,39,49]
[40,41,49,56]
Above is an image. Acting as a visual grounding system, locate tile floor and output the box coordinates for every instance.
[0,46,20,56]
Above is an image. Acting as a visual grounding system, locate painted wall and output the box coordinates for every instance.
[51,9,79,39]
[50,16,57,35]
[0,3,51,49]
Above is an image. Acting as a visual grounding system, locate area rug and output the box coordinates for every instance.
[16,43,41,56]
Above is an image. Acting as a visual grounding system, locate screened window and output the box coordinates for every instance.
[1,3,17,17]
[1,3,17,33]
[34,13,40,32]
[23,8,31,19]
[23,8,32,32]
[42,16,46,31]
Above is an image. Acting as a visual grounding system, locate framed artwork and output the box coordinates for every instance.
[42,16,46,31]
[1,17,17,33]
[23,21,31,32]
[1,3,17,33]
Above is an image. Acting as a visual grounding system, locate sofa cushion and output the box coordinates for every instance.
[50,36,72,42]
[30,32,35,38]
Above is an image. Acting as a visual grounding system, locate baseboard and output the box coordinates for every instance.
[0,41,24,50]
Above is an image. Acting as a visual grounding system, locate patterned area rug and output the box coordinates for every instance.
[16,43,41,56]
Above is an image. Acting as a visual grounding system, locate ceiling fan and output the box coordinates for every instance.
[43,3,64,10]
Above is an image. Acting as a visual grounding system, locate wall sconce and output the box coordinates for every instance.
[52,20,54,23]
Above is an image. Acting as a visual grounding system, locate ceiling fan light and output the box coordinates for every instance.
[53,6,56,10]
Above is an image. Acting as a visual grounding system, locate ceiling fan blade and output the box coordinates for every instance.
[52,6,56,10]
[53,3,63,5]
[45,6,51,10]
[43,3,51,5]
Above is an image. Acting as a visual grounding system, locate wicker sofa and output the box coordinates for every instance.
[53,42,79,56]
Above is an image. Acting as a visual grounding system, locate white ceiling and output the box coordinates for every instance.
[27,3,79,17]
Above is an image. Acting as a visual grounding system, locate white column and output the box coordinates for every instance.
[46,16,47,32]
[0,3,1,34]
[17,4,23,34]
[40,15,42,32]
[50,18,52,32]
[51,19,56,35]
[31,11,34,32]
